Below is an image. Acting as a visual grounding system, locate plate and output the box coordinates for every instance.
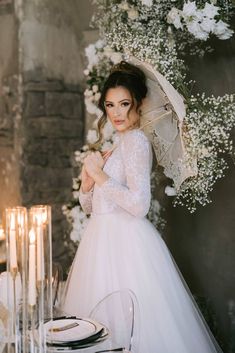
[45,318,102,343]
[46,326,109,352]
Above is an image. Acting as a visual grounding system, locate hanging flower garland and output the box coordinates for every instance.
[174,93,235,212]
[91,0,234,80]
[63,0,235,244]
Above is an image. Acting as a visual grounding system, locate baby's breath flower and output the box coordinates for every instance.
[127,8,139,20]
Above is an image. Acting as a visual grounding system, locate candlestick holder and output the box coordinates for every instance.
[28,205,52,353]
[5,207,28,353]
[28,305,36,353]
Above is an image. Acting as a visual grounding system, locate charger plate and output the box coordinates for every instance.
[45,318,102,343]
[36,317,109,351]
[46,327,109,352]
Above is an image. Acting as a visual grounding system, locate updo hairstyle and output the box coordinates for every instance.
[92,61,148,149]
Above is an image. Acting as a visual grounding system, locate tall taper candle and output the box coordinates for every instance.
[28,229,36,306]
[10,213,18,270]
[36,215,45,282]
[0,225,5,241]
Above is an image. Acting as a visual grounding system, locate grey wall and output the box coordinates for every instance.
[164,38,235,351]
[0,3,21,213]
[21,0,81,84]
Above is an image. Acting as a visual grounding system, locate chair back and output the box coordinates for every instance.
[89,289,140,352]
[52,262,63,308]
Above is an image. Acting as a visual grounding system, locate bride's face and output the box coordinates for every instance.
[105,86,140,133]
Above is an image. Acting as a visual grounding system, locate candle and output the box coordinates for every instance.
[28,229,36,306]
[36,214,45,281]
[17,213,23,237]
[10,213,18,270]
[0,225,5,241]
[42,209,47,224]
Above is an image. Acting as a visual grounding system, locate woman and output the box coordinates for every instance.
[62,62,223,353]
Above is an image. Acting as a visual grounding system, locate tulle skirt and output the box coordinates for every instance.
[62,211,223,353]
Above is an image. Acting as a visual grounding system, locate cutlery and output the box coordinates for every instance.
[49,322,79,332]
[95,348,125,353]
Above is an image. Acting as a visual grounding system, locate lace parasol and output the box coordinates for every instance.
[128,56,198,190]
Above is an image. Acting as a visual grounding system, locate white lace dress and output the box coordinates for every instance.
[62,129,223,353]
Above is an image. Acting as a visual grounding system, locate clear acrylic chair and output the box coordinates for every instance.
[89,289,140,353]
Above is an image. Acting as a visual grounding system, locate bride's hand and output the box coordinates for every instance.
[80,165,95,193]
[84,151,105,179]
[102,150,113,161]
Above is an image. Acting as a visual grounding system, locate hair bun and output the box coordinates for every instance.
[110,61,146,83]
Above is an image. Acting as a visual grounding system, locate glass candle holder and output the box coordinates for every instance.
[28,205,52,353]
[5,206,28,353]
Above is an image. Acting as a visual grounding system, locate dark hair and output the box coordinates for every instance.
[92,61,147,149]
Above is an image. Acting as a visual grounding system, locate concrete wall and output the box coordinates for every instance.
[21,0,95,84]
[164,38,235,351]
[0,2,21,214]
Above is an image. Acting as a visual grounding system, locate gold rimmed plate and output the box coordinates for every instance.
[45,318,104,344]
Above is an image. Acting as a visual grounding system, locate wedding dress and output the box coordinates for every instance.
[62,129,223,353]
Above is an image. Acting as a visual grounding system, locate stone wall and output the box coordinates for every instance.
[21,78,84,265]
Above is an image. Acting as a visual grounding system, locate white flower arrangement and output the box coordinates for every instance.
[167,1,234,41]
[92,0,234,81]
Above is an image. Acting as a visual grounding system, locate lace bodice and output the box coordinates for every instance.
[79,129,153,218]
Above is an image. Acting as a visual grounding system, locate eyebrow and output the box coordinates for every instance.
[105,99,131,103]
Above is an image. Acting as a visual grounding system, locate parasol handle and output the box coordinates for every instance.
[101,110,174,156]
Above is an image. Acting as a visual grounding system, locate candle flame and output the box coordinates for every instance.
[36,209,47,226]
[17,213,24,228]
[29,229,36,244]
[42,210,47,224]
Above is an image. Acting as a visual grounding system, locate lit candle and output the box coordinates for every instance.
[10,213,18,270]
[0,225,5,241]
[28,229,36,306]
[36,214,45,281]
[17,213,23,238]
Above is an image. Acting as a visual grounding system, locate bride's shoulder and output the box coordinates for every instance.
[121,129,150,149]
[125,129,149,142]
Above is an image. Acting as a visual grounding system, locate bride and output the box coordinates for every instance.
[62,61,223,353]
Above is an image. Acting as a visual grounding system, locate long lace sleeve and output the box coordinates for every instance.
[100,130,152,218]
[78,188,93,214]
